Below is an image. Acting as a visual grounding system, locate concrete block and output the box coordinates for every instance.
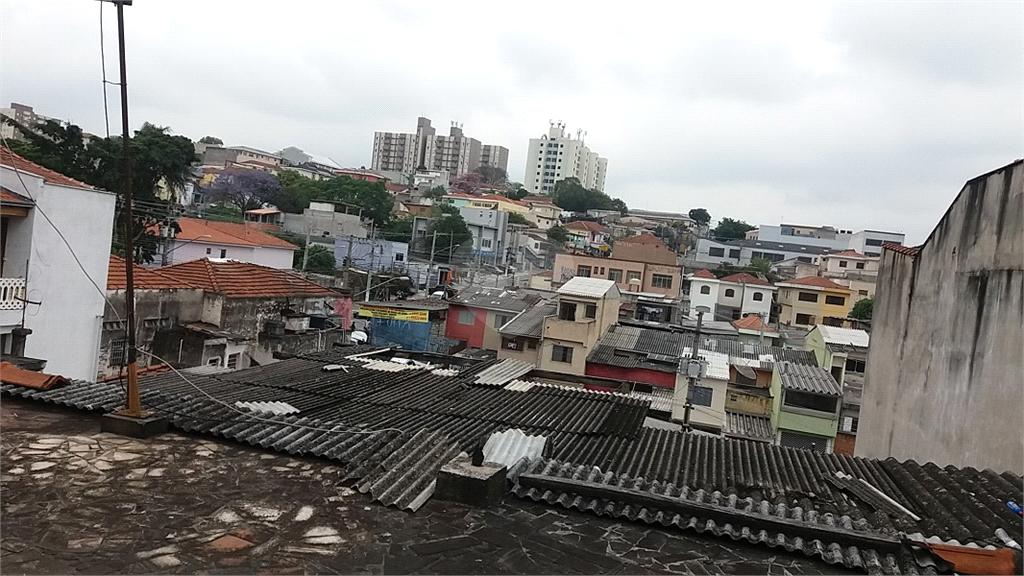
[100,412,168,439]
[434,455,507,507]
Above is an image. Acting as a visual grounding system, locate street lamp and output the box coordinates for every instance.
[161,234,211,266]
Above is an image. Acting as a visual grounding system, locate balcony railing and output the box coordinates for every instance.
[0,277,26,311]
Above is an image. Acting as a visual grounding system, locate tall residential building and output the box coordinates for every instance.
[370,117,505,178]
[523,122,608,194]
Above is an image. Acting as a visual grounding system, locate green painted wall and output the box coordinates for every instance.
[776,408,839,438]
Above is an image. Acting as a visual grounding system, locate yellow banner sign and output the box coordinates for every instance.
[358,305,429,323]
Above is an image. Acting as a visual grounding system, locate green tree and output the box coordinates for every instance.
[319,176,394,226]
[424,185,447,199]
[379,217,414,243]
[198,136,223,145]
[428,213,472,262]
[305,244,336,275]
[507,212,533,227]
[748,258,772,278]
[474,165,508,186]
[711,217,756,240]
[547,224,569,243]
[551,177,628,214]
[504,183,528,201]
[851,298,873,320]
[688,208,711,227]
[274,169,319,213]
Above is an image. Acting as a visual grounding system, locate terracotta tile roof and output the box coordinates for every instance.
[617,233,665,246]
[523,196,554,204]
[0,362,69,390]
[0,147,95,190]
[478,193,528,207]
[826,250,869,258]
[107,255,202,290]
[564,220,609,233]
[175,218,298,250]
[385,182,408,193]
[0,186,34,207]
[884,242,921,256]
[156,258,339,299]
[779,276,851,290]
[719,272,773,287]
[692,269,717,279]
[732,314,778,335]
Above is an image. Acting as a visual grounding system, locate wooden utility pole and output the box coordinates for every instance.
[682,310,705,430]
[115,0,142,418]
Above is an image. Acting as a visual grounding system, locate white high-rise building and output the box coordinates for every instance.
[523,122,608,194]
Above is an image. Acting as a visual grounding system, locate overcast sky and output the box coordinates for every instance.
[2,1,1021,243]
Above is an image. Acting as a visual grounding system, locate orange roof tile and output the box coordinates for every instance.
[732,314,778,334]
[826,250,870,258]
[107,255,202,290]
[175,218,298,250]
[779,276,851,290]
[617,233,665,246]
[564,220,609,233]
[0,362,69,390]
[0,147,96,190]
[692,269,716,279]
[719,272,773,287]
[884,242,920,256]
[156,258,339,299]
[1,186,34,206]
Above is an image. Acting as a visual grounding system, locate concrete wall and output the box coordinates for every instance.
[858,161,1023,474]
[0,167,116,381]
[167,240,295,270]
[218,296,333,340]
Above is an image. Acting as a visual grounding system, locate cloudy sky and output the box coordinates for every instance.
[2,1,1020,243]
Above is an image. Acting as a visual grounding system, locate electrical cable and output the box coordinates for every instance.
[98,1,111,139]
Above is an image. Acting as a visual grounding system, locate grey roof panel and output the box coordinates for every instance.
[449,286,548,313]
[724,411,773,441]
[499,302,556,338]
[474,359,536,386]
[483,429,547,468]
[778,361,843,396]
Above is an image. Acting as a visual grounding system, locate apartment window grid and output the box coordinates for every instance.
[651,274,673,289]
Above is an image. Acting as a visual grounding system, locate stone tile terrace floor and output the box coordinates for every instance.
[0,398,855,575]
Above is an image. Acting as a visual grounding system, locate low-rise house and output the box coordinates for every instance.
[522,196,561,229]
[334,236,409,273]
[818,250,879,300]
[0,148,116,380]
[687,270,775,321]
[776,276,854,328]
[730,314,779,345]
[243,208,284,230]
[803,325,869,456]
[281,201,369,241]
[553,253,681,298]
[538,277,620,375]
[496,301,556,364]
[445,286,548,352]
[673,346,730,433]
[164,217,298,269]
[770,361,843,452]
[585,324,685,390]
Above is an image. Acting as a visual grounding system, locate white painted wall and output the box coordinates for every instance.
[166,240,294,269]
[0,167,115,380]
[741,287,775,317]
[688,277,719,315]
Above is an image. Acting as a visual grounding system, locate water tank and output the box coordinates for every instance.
[264,319,285,336]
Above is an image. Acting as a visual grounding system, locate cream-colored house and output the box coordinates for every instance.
[537,277,620,375]
[673,348,730,433]
[776,276,855,328]
[819,250,879,300]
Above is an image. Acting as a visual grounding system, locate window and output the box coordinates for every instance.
[219,249,227,258]
[551,345,574,363]
[527,340,537,350]
[825,295,846,306]
[752,292,764,301]
[577,265,591,277]
[395,253,404,262]
[798,292,819,302]
[502,337,521,350]
[608,269,623,282]
[207,356,222,367]
[691,386,713,407]
[858,290,869,297]
[494,314,510,328]
[842,416,860,433]
[626,271,642,283]
[205,248,212,255]
[708,247,725,257]
[558,302,577,321]
[227,353,240,370]
[837,260,847,268]
[651,274,673,289]
[795,313,816,325]
[585,304,597,319]
[855,262,865,270]
[481,238,492,249]
[784,390,838,413]
[108,340,128,368]
[845,358,866,373]
[724,288,735,298]
[699,285,711,295]
[458,309,476,325]
[865,238,885,247]
[728,249,741,259]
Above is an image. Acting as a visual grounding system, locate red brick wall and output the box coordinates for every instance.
[834,433,857,456]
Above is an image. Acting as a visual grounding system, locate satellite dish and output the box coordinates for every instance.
[350,331,368,344]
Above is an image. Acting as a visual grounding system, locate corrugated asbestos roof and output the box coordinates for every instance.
[557,277,617,298]
[818,325,870,348]
[483,429,546,468]
[449,286,547,313]
[778,361,843,396]
[724,411,773,442]
[473,359,536,386]
[499,302,555,338]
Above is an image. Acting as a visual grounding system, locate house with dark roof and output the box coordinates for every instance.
[770,361,843,451]
[164,217,298,269]
[0,147,116,380]
[102,257,343,376]
[860,159,1023,475]
[776,275,855,328]
[445,286,550,353]
[496,301,556,364]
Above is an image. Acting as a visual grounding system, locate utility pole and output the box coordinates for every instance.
[115,0,142,419]
[428,231,438,287]
[758,311,767,344]
[341,234,353,289]
[682,309,706,430]
[301,221,312,272]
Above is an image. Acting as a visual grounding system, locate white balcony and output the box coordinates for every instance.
[0,277,26,327]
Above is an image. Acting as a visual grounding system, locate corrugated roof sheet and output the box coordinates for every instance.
[818,325,870,348]
[557,277,617,298]
[483,429,547,468]
[449,286,547,313]
[499,302,555,338]
[724,411,773,442]
[473,359,535,386]
[778,361,842,396]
